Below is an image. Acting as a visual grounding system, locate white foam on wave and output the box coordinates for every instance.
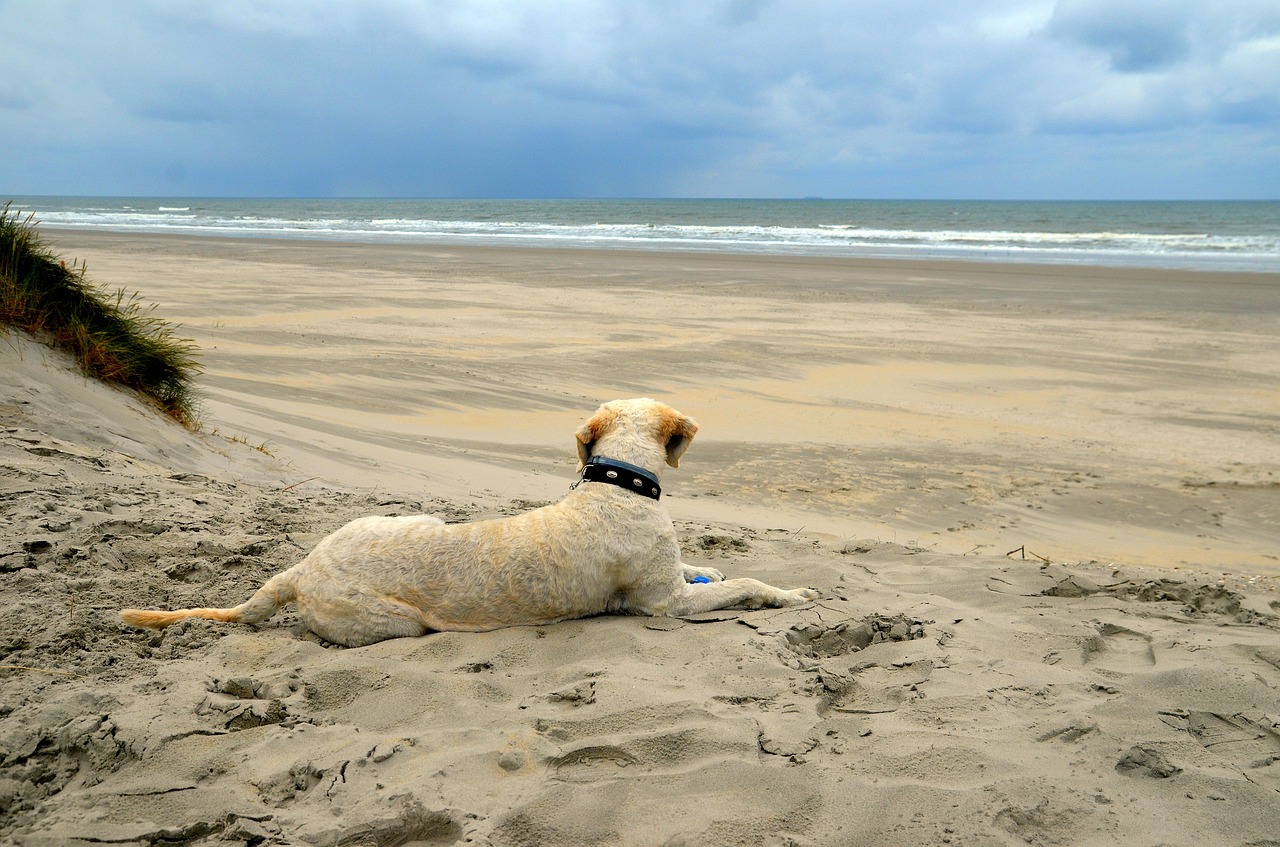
[30,206,1280,272]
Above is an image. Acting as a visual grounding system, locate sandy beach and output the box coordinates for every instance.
[38,231,1280,573]
[3,232,1279,845]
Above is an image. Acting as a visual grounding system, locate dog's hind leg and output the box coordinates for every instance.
[660,578,818,617]
[297,591,432,647]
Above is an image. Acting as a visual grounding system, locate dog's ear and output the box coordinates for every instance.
[658,407,699,468]
[575,406,617,468]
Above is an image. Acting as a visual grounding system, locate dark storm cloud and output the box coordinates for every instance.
[1,1,1275,198]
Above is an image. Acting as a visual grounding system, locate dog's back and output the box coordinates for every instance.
[294,492,679,631]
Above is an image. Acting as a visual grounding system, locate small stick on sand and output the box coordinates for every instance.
[0,664,81,677]
[1006,545,1052,564]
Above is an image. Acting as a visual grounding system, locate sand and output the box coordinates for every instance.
[2,233,1278,845]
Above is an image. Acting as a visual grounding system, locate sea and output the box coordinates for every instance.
[8,197,1279,272]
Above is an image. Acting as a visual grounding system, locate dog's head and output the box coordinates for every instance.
[575,398,699,471]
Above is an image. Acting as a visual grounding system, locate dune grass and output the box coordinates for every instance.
[0,202,201,428]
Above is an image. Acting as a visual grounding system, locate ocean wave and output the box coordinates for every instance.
[23,201,1280,272]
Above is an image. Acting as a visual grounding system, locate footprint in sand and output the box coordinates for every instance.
[1082,623,1155,671]
[534,705,755,783]
[1160,710,1280,792]
[547,744,642,782]
[200,671,306,731]
[825,660,935,716]
[289,797,464,847]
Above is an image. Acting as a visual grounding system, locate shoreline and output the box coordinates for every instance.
[19,192,1280,273]
[41,223,1280,276]
[37,229,1280,576]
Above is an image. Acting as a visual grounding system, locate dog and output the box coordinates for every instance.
[120,398,818,646]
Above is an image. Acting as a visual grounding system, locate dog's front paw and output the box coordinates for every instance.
[682,564,725,583]
[785,587,821,604]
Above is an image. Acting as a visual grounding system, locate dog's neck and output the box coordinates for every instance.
[575,457,662,500]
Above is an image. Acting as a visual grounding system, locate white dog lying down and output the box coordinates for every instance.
[120,398,818,647]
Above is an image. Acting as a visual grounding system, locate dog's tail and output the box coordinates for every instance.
[120,570,297,630]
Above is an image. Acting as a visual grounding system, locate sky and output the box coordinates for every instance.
[1,0,1277,199]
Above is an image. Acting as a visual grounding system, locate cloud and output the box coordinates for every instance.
[0,0,1275,197]
[1047,0,1194,71]
[1041,0,1280,132]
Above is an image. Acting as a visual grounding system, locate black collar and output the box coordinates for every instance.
[575,457,662,499]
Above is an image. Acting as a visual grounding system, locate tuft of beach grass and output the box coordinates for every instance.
[0,202,201,428]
